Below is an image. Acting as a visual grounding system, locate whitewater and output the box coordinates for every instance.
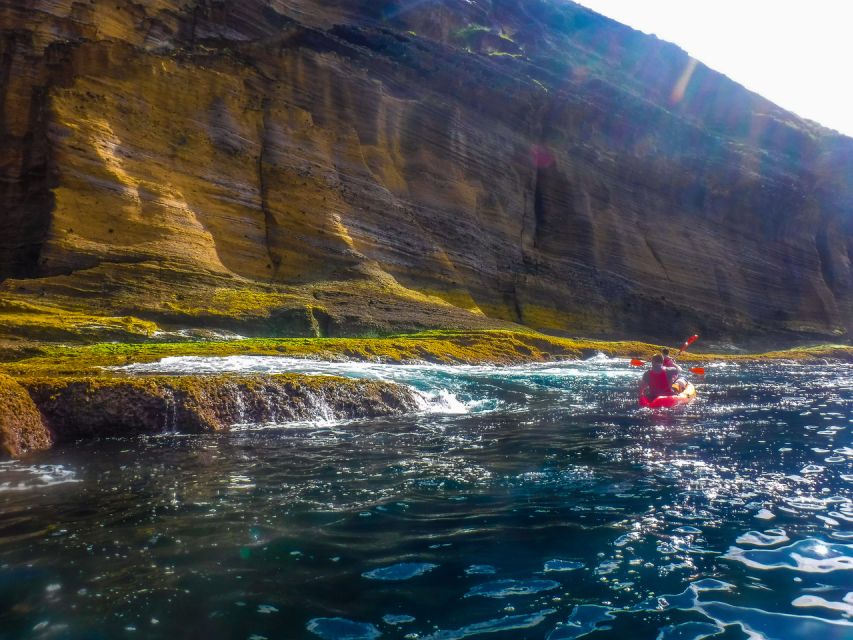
[0,355,851,639]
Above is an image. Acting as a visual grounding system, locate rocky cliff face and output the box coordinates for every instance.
[1,0,851,342]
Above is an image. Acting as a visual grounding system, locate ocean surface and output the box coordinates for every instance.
[1,356,851,640]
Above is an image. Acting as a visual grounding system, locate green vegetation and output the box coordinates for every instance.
[1,329,850,380]
[0,296,157,343]
[454,24,493,42]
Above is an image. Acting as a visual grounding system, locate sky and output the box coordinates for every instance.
[572,0,853,138]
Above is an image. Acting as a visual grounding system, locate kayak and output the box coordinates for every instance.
[639,383,696,408]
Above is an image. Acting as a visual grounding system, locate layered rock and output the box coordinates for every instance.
[19,374,419,446]
[0,0,851,341]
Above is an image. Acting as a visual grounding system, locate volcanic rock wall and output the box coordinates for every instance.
[1,0,851,341]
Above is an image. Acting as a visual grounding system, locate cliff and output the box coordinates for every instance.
[1,0,851,342]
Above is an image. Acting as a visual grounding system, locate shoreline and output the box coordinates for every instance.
[3,329,851,377]
[2,330,851,459]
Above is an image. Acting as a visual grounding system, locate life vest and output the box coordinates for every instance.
[663,357,675,367]
[647,368,673,397]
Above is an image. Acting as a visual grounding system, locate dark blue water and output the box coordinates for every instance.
[1,357,851,639]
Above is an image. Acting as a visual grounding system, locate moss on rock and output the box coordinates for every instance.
[2,330,852,381]
[0,296,158,344]
[0,374,52,457]
[19,374,419,446]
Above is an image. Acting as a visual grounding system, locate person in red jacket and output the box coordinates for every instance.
[661,348,689,392]
[639,354,682,400]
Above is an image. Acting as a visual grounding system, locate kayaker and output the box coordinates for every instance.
[638,354,682,400]
[661,348,688,392]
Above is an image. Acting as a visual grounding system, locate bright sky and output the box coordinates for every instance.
[572,0,853,138]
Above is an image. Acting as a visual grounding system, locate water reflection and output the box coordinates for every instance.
[0,359,850,639]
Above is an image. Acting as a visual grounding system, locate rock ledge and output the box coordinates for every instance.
[1,374,419,457]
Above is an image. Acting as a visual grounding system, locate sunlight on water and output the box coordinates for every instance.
[1,358,851,639]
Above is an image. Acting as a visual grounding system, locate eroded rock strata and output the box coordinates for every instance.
[16,374,419,448]
[0,0,851,341]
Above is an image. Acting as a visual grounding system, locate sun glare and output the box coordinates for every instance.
[573,0,853,137]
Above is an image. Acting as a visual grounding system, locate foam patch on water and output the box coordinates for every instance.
[464,564,496,576]
[116,354,638,421]
[543,560,584,572]
[723,539,853,573]
[791,593,853,616]
[696,599,853,639]
[423,609,555,640]
[362,562,438,581]
[652,580,853,640]
[382,614,415,625]
[690,579,735,592]
[465,579,560,598]
[412,390,479,415]
[547,605,615,640]
[735,529,790,547]
[306,617,381,640]
[655,621,722,640]
[0,462,80,492]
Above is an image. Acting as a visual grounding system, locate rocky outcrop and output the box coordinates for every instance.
[0,0,851,342]
[0,373,52,456]
[18,374,419,446]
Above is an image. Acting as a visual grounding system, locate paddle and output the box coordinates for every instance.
[630,359,704,375]
[678,334,699,356]
[631,332,704,375]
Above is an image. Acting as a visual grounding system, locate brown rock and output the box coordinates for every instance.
[20,374,419,444]
[0,374,52,457]
[0,0,850,342]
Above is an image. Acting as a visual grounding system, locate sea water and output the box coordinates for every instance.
[0,357,851,639]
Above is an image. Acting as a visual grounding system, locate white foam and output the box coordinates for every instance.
[115,353,638,421]
[735,529,789,547]
[696,599,853,640]
[724,539,853,574]
[791,594,853,616]
[413,389,473,415]
[0,463,80,492]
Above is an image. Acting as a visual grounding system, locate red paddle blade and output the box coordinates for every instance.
[630,359,645,367]
[678,334,699,354]
[690,367,705,375]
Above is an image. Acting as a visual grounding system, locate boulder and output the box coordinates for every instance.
[0,374,52,457]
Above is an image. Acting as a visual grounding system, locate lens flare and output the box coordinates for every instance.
[530,144,555,168]
[671,57,699,104]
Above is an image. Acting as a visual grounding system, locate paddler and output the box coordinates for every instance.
[638,354,682,400]
[662,348,688,392]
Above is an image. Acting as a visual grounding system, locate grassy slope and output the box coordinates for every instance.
[2,330,851,379]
